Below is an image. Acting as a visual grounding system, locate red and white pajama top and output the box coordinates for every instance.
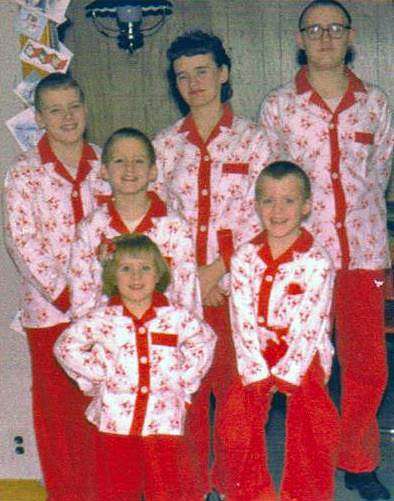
[230,228,335,387]
[4,134,110,330]
[153,105,272,289]
[68,191,201,319]
[54,293,216,436]
[259,68,393,270]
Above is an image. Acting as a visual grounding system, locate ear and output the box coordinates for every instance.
[302,198,312,218]
[35,110,45,129]
[101,163,110,181]
[219,64,229,85]
[348,27,356,44]
[296,31,305,50]
[149,163,158,183]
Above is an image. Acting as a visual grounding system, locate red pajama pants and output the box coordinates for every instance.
[26,324,96,501]
[215,358,340,501]
[95,433,203,500]
[184,298,238,493]
[334,269,388,472]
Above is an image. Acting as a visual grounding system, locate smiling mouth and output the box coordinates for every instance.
[122,177,139,182]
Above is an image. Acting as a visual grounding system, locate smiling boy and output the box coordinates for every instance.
[220,161,339,500]
[4,73,110,500]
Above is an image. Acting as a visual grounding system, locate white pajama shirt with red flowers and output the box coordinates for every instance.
[68,191,201,320]
[4,134,110,329]
[230,228,335,387]
[54,293,216,436]
[259,67,393,271]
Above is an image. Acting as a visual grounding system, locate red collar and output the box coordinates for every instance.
[179,103,234,148]
[295,66,366,96]
[252,227,314,267]
[100,191,167,234]
[37,133,97,185]
[108,291,169,324]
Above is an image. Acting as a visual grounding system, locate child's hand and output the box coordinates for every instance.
[203,285,226,307]
[198,259,226,300]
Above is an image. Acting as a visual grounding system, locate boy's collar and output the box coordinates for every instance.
[295,66,366,96]
[37,132,97,167]
[98,191,167,234]
[252,227,313,266]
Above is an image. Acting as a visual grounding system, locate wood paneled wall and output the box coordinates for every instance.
[64,0,393,191]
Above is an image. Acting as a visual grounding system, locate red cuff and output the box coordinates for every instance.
[217,229,234,272]
[53,286,71,313]
[274,376,298,395]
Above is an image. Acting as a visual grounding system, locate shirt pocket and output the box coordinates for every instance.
[354,132,374,145]
[222,162,249,175]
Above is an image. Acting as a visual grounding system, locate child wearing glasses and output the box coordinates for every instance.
[259,1,393,499]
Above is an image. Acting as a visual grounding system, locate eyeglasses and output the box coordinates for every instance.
[300,23,351,40]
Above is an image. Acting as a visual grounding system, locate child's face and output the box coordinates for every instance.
[102,137,157,197]
[116,252,159,308]
[35,87,86,146]
[256,174,311,246]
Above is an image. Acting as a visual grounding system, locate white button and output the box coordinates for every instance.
[328,123,335,130]
[336,222,342,229]
[138,327,146,334]
[331,172,338,179]
[72,190,78,198]
[265,275,273,282]
[140,386,148,394]
[200,225,207,232]
[140,356,148,364]
[258,316,265,323]
[201,188,209,196]
[203,155,210,162]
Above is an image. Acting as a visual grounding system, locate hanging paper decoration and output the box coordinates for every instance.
[7,0,73,151]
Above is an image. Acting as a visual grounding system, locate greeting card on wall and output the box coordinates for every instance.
[15,7,48,41]
[13,71,41,106]
[6,108,44,152]
[14,0,71,25]
[20,39,73,74]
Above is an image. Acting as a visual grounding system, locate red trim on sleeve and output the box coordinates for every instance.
[53,286,71,313]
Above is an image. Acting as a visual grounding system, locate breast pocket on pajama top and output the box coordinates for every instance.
[277,283,305,324]
[352,131,375,165]
[220,163,250,198]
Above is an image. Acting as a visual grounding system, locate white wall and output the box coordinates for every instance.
[0,2,41,478]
